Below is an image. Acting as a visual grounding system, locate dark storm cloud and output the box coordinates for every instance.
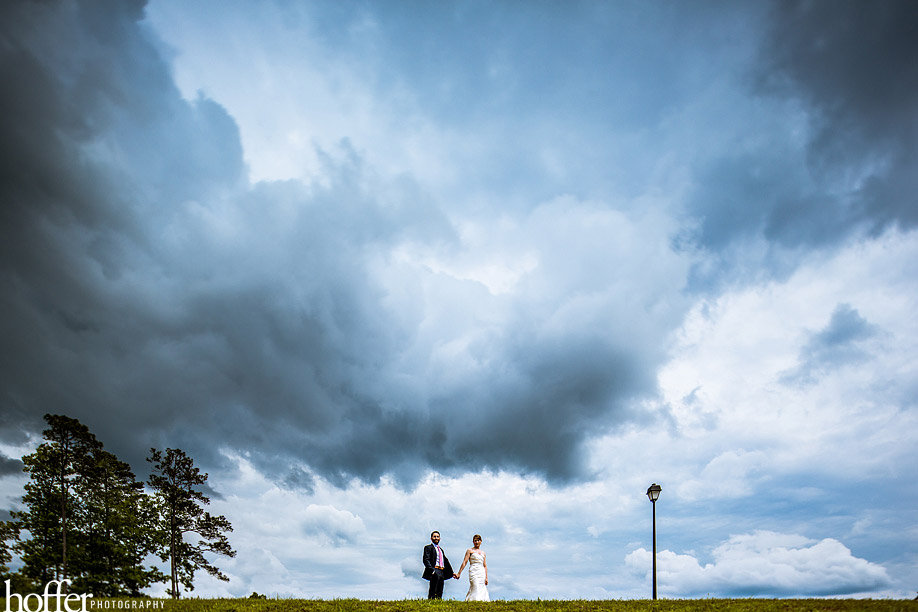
[781,303,879,385]
[0,455,23,477]
[763,0,918,231]
[1,0,247,467]
[687,0,918,262]
[299,331,655,486]
[1,0,665,488]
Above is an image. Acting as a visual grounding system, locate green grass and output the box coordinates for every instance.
[64,598,918,612]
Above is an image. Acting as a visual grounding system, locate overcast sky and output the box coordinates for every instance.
[2,0,917,600]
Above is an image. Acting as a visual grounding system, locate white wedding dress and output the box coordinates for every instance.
[465,552,490,601]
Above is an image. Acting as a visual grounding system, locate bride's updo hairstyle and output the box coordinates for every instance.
[473,534,482,542]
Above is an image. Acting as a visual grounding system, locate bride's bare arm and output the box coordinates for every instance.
[483,552,488,584]
[456,548,472,577]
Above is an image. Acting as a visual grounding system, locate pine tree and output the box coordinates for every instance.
[12,443,60,587]
[147,448,236,598]
[14,415,101,586]
[13,414,164,595]
[76,450,165,596]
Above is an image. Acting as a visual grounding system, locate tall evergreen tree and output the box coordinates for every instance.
[43,414,101,584]
[14,414,101,585]
[76,450,165,596]
[12,443,60,587]
[13,414,163,595]
[147,448,236,598]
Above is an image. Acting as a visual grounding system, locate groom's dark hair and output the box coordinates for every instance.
[431,531,440,537]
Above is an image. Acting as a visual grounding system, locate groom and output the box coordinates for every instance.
[422,530,456,599]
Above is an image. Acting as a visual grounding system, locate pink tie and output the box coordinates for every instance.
[436,545,444,567]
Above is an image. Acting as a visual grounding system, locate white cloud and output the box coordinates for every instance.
[625,531,891,597]
[677,449,769,502]
[657,229,918,482]
[301,504,367,546]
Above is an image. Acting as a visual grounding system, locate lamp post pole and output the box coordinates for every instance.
[646,483,662,600]
[652,495,657,600]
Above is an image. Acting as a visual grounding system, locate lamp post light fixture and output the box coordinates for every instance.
[646,483,662,600]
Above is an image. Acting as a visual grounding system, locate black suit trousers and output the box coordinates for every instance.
[428,568,447,599]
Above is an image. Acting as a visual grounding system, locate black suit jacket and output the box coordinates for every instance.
[422,543,453,580]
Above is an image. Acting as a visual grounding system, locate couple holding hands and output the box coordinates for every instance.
[422,531,489,601]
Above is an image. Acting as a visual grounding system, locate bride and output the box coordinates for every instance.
[454,534,489,601]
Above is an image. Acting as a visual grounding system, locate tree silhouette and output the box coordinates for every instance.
[14,415,101,586]
[13,415,164,594]
[76,450,165,595]
[147,448,235,598]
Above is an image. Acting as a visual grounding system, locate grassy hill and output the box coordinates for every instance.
[78,597,918,612]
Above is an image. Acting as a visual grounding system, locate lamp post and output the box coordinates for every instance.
[646,483,662,600]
